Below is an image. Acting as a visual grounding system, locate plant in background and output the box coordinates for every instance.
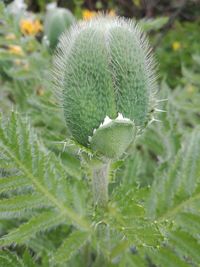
[6,44,24,56]
[53,15,158,206]
[82,9,116,20]
[20,18,43,36]
[44,7,76,50]
[82,9,97,20]
[156,21,200,87]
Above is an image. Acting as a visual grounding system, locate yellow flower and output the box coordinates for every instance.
[82,10,97,20]
[34,20,43,33]
[108,10,116,17]
[172,41,181,51]
[8,45,24,56]
[5,33,16,40]
[83,9,116,20]
[20,19,43,36]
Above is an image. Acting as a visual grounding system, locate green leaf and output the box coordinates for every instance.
[145,127,200,266]
[139,17,168,32]
[147,127,200,220]
[0,211,66,246]
[169,230,200,265]
[0,250,25,267]
[0,112,90,238]
[150,247,190,267]
[182,65,200,85]
[0,175,31,194]
[22,250,37,267]
[52,230,89,264]
[119,253,146,267]
[176,212,200,236]
[110,240,130,260]
[0,194,50,219]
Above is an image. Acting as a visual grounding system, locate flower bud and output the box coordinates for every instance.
[53,16,157,158]
[44,7,75,50]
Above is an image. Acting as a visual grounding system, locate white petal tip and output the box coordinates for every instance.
[116,112,131,122]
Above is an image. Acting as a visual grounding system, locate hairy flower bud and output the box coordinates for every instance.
[44,7,75,50]
[53,16,157,159]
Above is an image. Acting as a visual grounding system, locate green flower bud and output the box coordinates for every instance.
[44,7,75,50]
[53,16,157,159]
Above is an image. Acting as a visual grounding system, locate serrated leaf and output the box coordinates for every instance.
[0,250,25,267]
[119,253,146,267]
[0,176,31,193]
[22,250,37,267]
[0,112,90,238]
[182,65,200,85]
[0,194,50,219]
[110,240,130,260]
[147,127,200,220]
[52,230,89,264]
[145,127,200,266]
[150,247,190,267]
[0,211,66,246]
[176,212,200,236]
[169,230,200,265]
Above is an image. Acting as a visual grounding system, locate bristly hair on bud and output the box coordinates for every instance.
[52,15,158,155]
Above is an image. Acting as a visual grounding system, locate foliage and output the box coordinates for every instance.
[44,7,76,50]
[1,2,200,267]
[21,0,200,20]
[1,104,200,266]
[156,20,200,87]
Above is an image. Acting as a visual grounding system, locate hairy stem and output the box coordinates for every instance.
[92,161,110,207]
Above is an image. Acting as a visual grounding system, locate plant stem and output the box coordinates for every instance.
[92,161,110,207]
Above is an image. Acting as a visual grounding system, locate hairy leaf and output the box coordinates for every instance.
[0,211,66,246]
[147,127,200,220]
[0,112,90,248]
[0,194,50,219]
[0,250,25,267]
[52,230,89,264]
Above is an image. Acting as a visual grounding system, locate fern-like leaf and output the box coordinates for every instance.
[51,230,89,264]
[0,175,31,194]
[150,247,190,267]
[0,194,50,219]
[176,212,200,235]
[146,127,200,266]
[168,230,200,265]
[147,127,200,220]
[0,112,90,248]
[119,254,147,267]
[0,250,25,267]
[0,211,66,246]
